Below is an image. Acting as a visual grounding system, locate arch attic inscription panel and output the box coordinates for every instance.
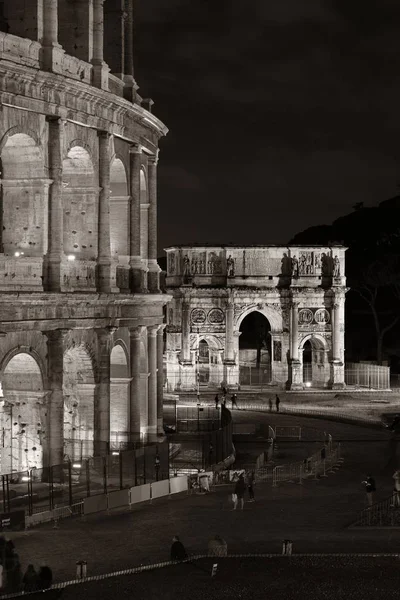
[165,245,347,391]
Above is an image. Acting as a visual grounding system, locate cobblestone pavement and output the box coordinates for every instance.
[7,410,400,584]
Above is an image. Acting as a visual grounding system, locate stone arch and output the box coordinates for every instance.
[110,343,130,447]
[235,305,283,334]
[299,334,329,388]
[63,345,96,460]
[237,308,274,385]
[62,145,97,261]
[1,352,46,474]
[110,157,129,257]
[0,132,47,257]
[0,127,42,154]
[140,168,148,259]
[190,334,223,351]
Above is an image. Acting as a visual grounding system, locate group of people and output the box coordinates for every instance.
[361,471,400,508]
[232,472,255,510]
[215,391,239,410]
[0,536,52,593]
[269,395,280,412]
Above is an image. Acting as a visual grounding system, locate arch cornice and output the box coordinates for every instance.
[299,333,330,351]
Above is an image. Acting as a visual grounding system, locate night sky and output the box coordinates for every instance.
[135,0,400,254]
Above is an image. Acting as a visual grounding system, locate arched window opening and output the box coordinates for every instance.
[110,158,129,258]
[1,133,46,257]
[239,311,271,386]
[110,344,129,449]
[1,352,44,475]
[197,340,210,384]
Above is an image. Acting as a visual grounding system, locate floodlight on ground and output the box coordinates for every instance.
[112,451,119,456]
[14,251,24,257]
[67,254,76,261]
[72,463,82,469]
[21,476,30,482]
[305,382,312,388]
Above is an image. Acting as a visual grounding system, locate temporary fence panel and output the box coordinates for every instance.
[169,476,189,494]
[151,479,170,500]
[107,489,130,510]
[129,483,151,505]
[345,363,390,389]
[274,426,302,440]
[83,494,107,515]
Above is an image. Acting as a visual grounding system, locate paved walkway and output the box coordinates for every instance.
[7,411,400,583]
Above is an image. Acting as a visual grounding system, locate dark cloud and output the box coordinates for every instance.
[135,0,400,251]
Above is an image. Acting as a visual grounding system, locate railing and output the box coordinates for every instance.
[351,494,400,527]
[271,443,343,487]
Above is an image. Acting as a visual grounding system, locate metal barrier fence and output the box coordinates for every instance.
[351,494,400,527]
[0,442,170,517]
[271,443,342,487]
[345,363,390,389]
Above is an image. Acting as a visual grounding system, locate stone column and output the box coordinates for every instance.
[180,302,191,363]
[147,152,161,293]
[45,117,64,292]
[46,329,67,467]
[129,327,142,441]
[224,301,235,363]
[129,145,144,292]
[92,0,109,89]
[330,298,345,389]
[97,131,113,292]
[289,301,303,390]
[147,326,158,440]
[94,328,112,455]
[123,0,138,101]
[156,325,165,437]
[103,0,125,78]
[42,0,64,72]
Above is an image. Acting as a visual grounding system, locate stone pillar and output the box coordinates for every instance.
[129,327,142,441]
[123,0,138,101]
[46,329,67,467]
[330,299,345,389]
[92,0,109,89]
[289,302,303,390]
[180,302,191,363]
[147,153,161,293]
[129,145,144,292]
[97,131,114,292]
[42,0,64,72]
[103,0,125,78]
[147,326,158,440]
[224,301,235,363]
[94,328,112,455]
[45,117,64,292]
[156,325,165,437]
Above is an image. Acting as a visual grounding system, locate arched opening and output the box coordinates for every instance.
[63,346,95,461]
[1,133,47,257]
[302,340,312,384]
[1,352,44,474]
[62,146,96,262]
[197,339,210,385]
[300,336,329,388]
[239,311,271,387]
[140,169,148,260]
[110,344,129,448]
[110,158,129,258]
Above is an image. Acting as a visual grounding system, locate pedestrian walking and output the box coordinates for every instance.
[199,471,210,493]
[37,566,53,590]
[222,386,227,397]
[171,536,188,561]
[233,473,246,510]
[268,397,273,412]
[222,398,226,408]
[275,395,280,413]
[362,475,376,506]
[392,470,400,507]
[231,393,238,410]
[247,471,255,502]
[22,565,38,593]
[215,394,219,409]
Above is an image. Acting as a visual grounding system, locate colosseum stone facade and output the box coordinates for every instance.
[0,1,169,475]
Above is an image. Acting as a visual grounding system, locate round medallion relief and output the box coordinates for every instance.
[191,308,206,324]
[298,309,313,325]
[208,308,225,324]
[314,308,330,324]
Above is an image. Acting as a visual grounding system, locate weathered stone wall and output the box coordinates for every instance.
[0,1,170,475]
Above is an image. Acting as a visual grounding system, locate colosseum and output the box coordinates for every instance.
[0,1,169,475]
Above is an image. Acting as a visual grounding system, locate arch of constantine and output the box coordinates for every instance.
[0,1,169,475]
[165,245,347,391]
